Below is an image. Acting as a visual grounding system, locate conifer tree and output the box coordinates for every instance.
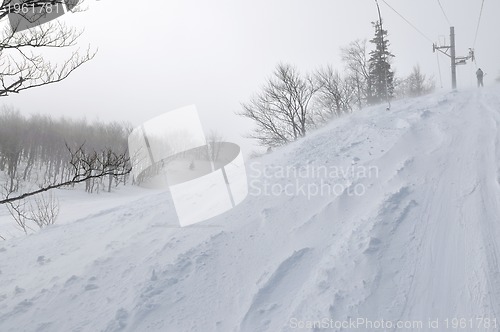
[367,21,395,105]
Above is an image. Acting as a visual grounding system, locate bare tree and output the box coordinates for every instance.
[0,0,94,97]
[206,130,224,164]
[314,66,354,121]
[392,75,408,99]
[4,191,59,236]
[6,199,33,234]
[0,108,25,192]
[393,66,435,100]
[0,110,131,197]
[404,65,435,98]
[239,63,320,148]
[341,40,370,110]
[29,192,59,228]
[0,143,131,205]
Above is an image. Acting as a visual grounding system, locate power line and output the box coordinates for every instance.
[436,0,452,26]
[473,0,485,48]
[374,0,391,110]
[380,0,434,44]
[473,50,479,69]
[380,0,443,91]
[436,52,443,88]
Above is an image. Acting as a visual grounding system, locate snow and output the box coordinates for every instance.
[2,87,500,331]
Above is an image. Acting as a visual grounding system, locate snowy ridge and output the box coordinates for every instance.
[2,87,500,331]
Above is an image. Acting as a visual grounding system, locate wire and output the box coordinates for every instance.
[380,0,434,44]
[473,0,485,48]
[436,0,452,26]
[374,0,391,110]
[436,52,443,88]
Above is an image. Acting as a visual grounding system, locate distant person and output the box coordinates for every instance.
[476,68,484,87]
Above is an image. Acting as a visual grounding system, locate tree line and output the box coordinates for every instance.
[239,21,435,148]
[0,108,132,198]
[0,1,128,238]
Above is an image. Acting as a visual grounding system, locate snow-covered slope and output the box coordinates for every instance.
[2,87,500,332]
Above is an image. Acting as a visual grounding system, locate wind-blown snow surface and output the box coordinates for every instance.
[2,87,500,331]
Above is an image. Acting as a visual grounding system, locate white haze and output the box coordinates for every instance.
[2,0,499,154]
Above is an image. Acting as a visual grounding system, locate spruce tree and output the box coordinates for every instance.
[367,21,395,105]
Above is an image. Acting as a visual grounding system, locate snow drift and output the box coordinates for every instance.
[2,87,500,331]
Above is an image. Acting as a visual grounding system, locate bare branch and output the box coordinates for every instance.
[0,144,131,205]
[239,63,318,148]
[29,192,59,228]
[0,0,94,97]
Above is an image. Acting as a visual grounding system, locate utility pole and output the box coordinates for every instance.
[450,27,457,90]
[433,27,474,90]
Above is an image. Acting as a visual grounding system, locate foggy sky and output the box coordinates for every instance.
[3,0,499,154]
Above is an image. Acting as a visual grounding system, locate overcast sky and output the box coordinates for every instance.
[3,0,499,154]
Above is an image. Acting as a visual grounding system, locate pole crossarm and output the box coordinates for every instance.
[433,27,475,89]
[433,44,451,58]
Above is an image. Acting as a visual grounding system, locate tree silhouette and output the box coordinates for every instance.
[367,21,395,105]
